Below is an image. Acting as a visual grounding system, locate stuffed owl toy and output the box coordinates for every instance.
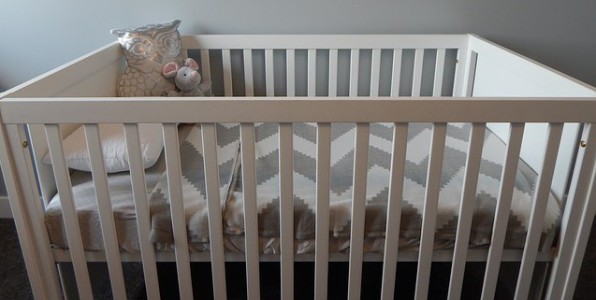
[111,20,186,97]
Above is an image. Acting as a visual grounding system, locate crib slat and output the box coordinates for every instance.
[223,49,233,96]
[244,50,255,96]
[414,122,447,300]
[370,49,381,97]
[391,49,403,97]
[83,124,127,300]
[265,49,275,96]
[481,123,525,300]
[315,123,331,300]
[308,49,317,96]
[329,49,338,97]
[514,123,563,300]
[447,123,486,300]
[45,124,94,300]
[412,49,424,97]
[200,123,228,299]
[347,123,370,300]
[279,123,294,300]
[124,124,160,300]
[433,49,446,97]
[350,49,360,97]
[286,49,296,97]
[380,123,408,300]
[200,49,212,84]
[162,123,194,299]
[240,123,261,300]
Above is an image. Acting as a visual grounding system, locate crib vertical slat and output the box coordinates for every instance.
[514,123,563,300]
[433,49,446,97]
[391,49,403,97]
[350,49,360,97]
[200,49,212,85]
[447,123,486,300]
[83,124,127,300]
[265,49,275,96]
[240,123,261,300]
[279,123,294,300]
[162,123,194,299]
[414,122,447,300]
[223,49,233,96]
[201,123,228,300]
[286,49,296,96]
[370,49,381,97]
[308,49,317,96]
[481,123,525,300]
[45,124,94,300]
[244,50,255,97]
[381,123,408,300]
[412,49,424,97]
[347,123,370,300]
[124,124,160,300]
[315,123,331,300]
[329,49,338,97]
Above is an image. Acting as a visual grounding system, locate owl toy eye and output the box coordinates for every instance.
[126,37,155,60]
[156,32,181,59]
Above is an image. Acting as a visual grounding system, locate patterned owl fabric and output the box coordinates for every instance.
[111,20,186,97]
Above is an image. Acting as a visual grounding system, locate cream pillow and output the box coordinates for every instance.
[43,123,163,173]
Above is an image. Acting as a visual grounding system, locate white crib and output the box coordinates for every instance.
[1,34,596,299]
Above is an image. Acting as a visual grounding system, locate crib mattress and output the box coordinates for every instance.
[45,122,560,253]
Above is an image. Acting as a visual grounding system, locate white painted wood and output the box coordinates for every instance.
[391,49,403,97]
[350,49,360,97]
[286,49,296,97]
[278,123,294,300]
[447,123,486,300]
[240,123,261,300]
[124,124,161,300]
[315,123,331,300]
[433,49,446,97]
[200,49,212,86]
[370,49,381,97]
[223,49,233,96]
[308,49,317,97]
[244,50,255,97]
[347,123,370,300]
[514,123,562,300]
[414,123,447,300]
[481,123,525,300]
[83,124,127,300]
[462,51,478,97]
[162,123,194,299]
[200,123,228,300]
[412,49,424,97]
[328,49,338,97]
[380,123,408,300]
[265,49,275,96]
[45,124,94,300]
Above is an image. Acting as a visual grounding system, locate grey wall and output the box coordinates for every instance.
[1,0,595,91]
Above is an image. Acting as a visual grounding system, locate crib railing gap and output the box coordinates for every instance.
[481,122,525,300]
[124,123,161,300]
[240,123,261,300]
[162,123,194,299]
[414,122,447,300]
[200,123,228,299]
[380,123,408,299]
[83,124,128,299]
[447,122,486,300]
[278,122,294,300]
[315,123,331,300]
[45,124,94,299]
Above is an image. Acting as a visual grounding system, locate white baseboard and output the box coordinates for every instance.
[0,196,12,218]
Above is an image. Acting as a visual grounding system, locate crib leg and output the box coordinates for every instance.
[57,263,79,300]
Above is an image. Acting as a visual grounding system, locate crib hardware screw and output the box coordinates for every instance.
[580,140,587,148]
[22,141,28,148]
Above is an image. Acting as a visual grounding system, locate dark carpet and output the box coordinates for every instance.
[1,217,595,299]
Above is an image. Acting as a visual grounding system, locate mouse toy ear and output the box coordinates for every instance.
[162,62,179,78]
[184,58,199,71]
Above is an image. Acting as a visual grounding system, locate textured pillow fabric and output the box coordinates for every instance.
[111,20,186,97]
[43,124,164,173]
